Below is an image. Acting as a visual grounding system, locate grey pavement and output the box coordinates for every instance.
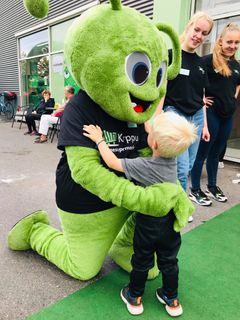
[0,118,239,320]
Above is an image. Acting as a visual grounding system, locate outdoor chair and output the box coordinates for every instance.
[48,117,61,143]
[11,104,34,129]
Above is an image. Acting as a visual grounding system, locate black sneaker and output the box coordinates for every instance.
[189,189,212,206]
[120,286,143,315]
[156,288,183,317]
[205,186,227,202]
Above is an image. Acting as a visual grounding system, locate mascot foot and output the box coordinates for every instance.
[8,210,49,250]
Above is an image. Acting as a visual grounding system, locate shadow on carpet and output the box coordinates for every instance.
[26,204,240,320]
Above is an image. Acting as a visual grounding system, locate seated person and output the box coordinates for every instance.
[24,90,55,136]
[83,112,197,317]
[34,86,75,143]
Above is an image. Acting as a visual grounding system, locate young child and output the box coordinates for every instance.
[83,112,197,317]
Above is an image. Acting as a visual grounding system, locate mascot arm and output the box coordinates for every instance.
[66,146,194,223]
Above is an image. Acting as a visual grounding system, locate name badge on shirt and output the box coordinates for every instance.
[127,122,137,128]
[180,68,190,76]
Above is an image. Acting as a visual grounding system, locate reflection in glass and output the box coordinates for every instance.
[51,18,76,52]
[20,56,49,107]
[19,29,49,59]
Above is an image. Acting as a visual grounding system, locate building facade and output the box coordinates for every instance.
[0,0,239,161]
[0,0,154,105]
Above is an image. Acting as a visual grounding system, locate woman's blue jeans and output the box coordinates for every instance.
[191,107,233,190]
[164,106,204,191]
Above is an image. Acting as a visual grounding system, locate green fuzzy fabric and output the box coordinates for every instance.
[66,146,194,229]
[111,0,122,10]
[138,146,152,157]
[9,207,130,280]
[8,211,49,250]
[156,23,181,80]
[64,4,181,124]
[23,0,49,19]
[15,0,185,281]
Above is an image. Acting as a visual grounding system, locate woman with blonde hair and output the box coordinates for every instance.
[190,23,240,205]
[162,12,214,217]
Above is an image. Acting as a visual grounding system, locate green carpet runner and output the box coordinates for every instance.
[27,204,240,320]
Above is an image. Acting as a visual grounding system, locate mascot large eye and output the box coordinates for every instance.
[156,62,167,88]
[125,52,151,86]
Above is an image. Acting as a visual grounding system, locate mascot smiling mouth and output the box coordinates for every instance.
[130,94,153,113]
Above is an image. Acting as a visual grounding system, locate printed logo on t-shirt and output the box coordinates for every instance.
[102,130,139,153]
[198,66,205,74]
[102,130,118,146]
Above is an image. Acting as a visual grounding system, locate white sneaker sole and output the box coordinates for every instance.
[156,292,183,317]
[120,290,143,315]
[189,193,212,206]
[205,189,227,202]
[232,179,240,184]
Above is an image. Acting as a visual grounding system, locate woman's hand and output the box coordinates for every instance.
[202,125,210,142]
[83,125,103,144]
[204,96,214,108]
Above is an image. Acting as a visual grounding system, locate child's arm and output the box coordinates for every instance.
[83,125,124,172]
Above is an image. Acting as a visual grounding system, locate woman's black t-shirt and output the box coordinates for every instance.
[56,90,148,214]
[203,54,240,118]
[164,49,208,115]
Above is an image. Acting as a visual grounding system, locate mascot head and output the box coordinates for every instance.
[24,0,181,124]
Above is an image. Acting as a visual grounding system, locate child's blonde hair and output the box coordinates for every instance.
[152,112,197,158]
[180,11,213,44]
[213,23,240,77]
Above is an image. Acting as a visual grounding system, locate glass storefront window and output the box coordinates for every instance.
[51,53,65,104]
[19,29,49,59]
[196,0,240,11]
[19,19,81,110]
[51,18,76,52]
[20,56,49,107]
[51,53,80,104]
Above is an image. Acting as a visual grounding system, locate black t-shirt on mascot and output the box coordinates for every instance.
[56,90,148,214]
[203,54,240,118]
[164,49,208,115]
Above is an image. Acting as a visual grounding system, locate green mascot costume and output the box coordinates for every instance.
[8,0,194,280]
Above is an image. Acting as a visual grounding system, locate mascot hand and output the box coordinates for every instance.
[66,146,190,217]
[173,192,195,232]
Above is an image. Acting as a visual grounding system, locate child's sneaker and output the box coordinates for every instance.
[120,286,143,315]
[156,288,183,317]
[205,185,227,202]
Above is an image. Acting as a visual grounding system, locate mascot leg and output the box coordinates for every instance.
[8,207,129,280]
[109,213,159,279]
